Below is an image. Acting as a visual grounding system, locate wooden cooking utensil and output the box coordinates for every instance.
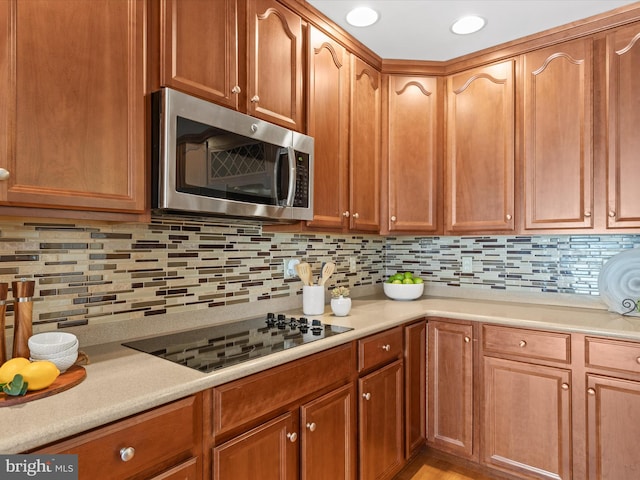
[319,262,335,286]
[295,262,313,286]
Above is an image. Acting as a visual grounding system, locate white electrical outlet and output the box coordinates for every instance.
[349,256,357,273]
[461,256,473,273]
[283,258,299,279]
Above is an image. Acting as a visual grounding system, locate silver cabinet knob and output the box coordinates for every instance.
[352,213,359,219]
[306,422,317,432]
[0,168,9,181]
[636,356,640,365]
[464,336,471,343]
[342,211,350,218]
[587,388,596,396]
[231,85,241,94]
[362,392,371,400]
[251,95,260,103]
[381,344,391,351]
[287,432,297,442]
[519,340,527,348]
[609,210,616,218]
[561,383,570,391]
[390,215,397,222]
[584,211,592,217]
[506,214,512,220]
[119,447,135,462]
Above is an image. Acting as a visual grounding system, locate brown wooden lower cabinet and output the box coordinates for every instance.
[359,359,404,480]
[213,412,299,480]
[208,343,357,480]
[482,356,572,479]
[301,383,357,480]
[427,319,475,459]
[33,394,203,480]
[586,375,640,479]
[404,320,427,458]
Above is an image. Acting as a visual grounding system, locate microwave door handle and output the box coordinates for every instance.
[284,146,296,207]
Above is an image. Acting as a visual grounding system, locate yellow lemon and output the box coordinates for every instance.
[18,360,60,391]
[0,357,31,384]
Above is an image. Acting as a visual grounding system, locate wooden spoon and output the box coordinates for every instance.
[319,262,335,286]
[295,262,313,286]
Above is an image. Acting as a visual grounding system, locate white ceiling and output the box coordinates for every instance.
[308,0,639,61]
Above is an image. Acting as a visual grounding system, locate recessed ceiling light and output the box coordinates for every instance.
[346,6,379,27]
[451,15,486,35]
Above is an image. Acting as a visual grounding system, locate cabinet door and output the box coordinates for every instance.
[482,357,572,480]
[404,320,427,458]
[427,320,474,459]
[586,374,640,480]
[445,60,515,233]
[306,27,350,230]
[349,56,381,232]
[0,0,146,213]
[247,0,303,131]
[523,38,593,230]
[605,25,640,228]
[385,75,441,234]
[301,383,356,480]
[213,412,298,480]
[359,360,404,480]
[160,0,239,110]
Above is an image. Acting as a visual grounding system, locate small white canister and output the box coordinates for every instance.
[302,285,325,315]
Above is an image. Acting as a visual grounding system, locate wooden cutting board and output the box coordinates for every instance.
[0,365,86,407]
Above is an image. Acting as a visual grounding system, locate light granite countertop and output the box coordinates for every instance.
[3,293,640,454]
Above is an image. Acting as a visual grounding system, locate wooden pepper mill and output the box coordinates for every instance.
[12,279,35,359]
[0,283,8,364]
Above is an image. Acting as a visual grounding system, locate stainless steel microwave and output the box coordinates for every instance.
[151,88,313,222]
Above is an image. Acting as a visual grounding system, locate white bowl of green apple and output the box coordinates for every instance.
[383,272,425,300]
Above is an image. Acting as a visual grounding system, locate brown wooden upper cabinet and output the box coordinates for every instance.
[305,26,351,230]
[522,38,593,230]
[604,23,640,229]
[383,75,442,234]
[348,56,381,233]
[0,0,147,215]
[160,0,304,131]
[445,60,516,233]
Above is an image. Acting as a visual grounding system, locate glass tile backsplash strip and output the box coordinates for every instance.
[0,215,637,330]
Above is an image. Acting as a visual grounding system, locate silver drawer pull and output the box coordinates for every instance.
[587,388,596,396]
[306,422,317,432]
[636,356,640,365]
[464,336,470,343]
[561,383,569,391]
[362,392,371,400]
[381,344,391,351]
[519,340,527,348]
[0,168,9,181]
[287,432,297,442]
[119,446,135,462]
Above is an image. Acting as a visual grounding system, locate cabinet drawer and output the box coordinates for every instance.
[358,327,403,372]
[213,343,355,437]
[586,336,640,375]
[36,395,201,480]
[482,325,570,363]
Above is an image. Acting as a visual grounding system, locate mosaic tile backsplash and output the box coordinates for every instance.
[0,215,638,331]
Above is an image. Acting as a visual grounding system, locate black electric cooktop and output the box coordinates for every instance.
[122,313,353,373]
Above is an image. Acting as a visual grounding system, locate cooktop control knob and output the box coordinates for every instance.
[311,319,321,327]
